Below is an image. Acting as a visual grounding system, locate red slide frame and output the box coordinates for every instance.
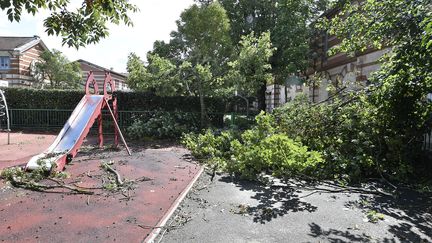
[26,72,130,172]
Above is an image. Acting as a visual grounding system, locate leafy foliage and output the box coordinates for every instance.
[127,110,200,139]
[126,53,181,95]
[319,0,432,175]
[128,0,330,115]
[194,0,333,109]
[177,2,232,65]
[423,15,432,49]
[225,32,275,97]
[182,129,237,169]
[182,112,324,180]
[126,2,233,126]
[273,95,383,180]
[33,50,82,89]
[366,210,385,223]
[229,113,324,179]
[183,88,427,182]
[180,0,432,183]
[0,0,138,48]
[1,161,68,188]
[2,87,83,109]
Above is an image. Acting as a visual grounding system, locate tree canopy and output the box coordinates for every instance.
[196,0,331,78]
[0,0,138,48]
[225,31,275,97]
[128,0,331,113]
[177,2,232,66]
[33,49,82,89]
[318,0,432,171]
[127,2,234,126]
[192,0,332,110]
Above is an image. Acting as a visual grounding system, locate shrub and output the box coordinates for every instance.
[271,92,426,181]
[2,87,227,129]
[3,87,83,109]
[127,110,200,139]
[182,112,324,180]
[223,114,256,130]
[182,129,238,169]
[115,91,226,112]
[272,95,380,179]
[230,132,323,180]
[183,88,430,182]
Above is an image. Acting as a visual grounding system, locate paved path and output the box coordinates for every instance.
[157,172,432,243]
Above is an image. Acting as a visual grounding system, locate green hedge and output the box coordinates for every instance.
[3,88,83,110]
[115,91,225,112]
[2,88,226,112]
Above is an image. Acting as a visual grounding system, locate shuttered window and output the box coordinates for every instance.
[0,56,10,70]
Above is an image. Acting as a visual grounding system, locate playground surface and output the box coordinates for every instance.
[1,132,431,243]
[0,132,57,169]
[0,132,202,242]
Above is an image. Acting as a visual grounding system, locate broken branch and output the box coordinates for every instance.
[101,162,124,186]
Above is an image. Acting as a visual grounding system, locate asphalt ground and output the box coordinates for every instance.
[156,171,432,243]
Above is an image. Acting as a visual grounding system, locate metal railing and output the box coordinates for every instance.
[0,109,239,131]
[5,109,73,129]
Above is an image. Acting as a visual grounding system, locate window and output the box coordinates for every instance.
[0,56,10,70]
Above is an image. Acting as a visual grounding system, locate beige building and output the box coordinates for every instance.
[266,7,390,111]
[0,36,49,87]
[77,59,129,91]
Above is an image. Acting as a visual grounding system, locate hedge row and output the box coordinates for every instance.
[3,88,83,110]
[2,88,226,112]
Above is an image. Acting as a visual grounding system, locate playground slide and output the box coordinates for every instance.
[26,95,105,170]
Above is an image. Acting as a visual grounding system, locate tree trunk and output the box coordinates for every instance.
[197,80,209,128]
[47,74,54,89]
[257,83,267,112]
[199,91,208,128]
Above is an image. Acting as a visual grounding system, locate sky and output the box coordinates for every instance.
[0,0,195,73]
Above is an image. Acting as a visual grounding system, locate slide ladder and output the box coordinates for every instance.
[26,72,131,171]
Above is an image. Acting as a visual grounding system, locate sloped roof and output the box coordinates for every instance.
[0,36,48,52]
[77,59,127,78]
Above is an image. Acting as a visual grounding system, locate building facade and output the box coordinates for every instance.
[265,7,390,111]
[0,36,49,87]
[77,59,129,91]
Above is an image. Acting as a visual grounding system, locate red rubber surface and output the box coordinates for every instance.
[0,142,201,242]
[0,132,57,169]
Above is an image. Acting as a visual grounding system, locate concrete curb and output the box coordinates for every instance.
[145,165,204,243]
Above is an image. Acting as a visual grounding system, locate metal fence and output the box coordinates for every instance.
[3,109,73,129]
[0,109,243,132]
